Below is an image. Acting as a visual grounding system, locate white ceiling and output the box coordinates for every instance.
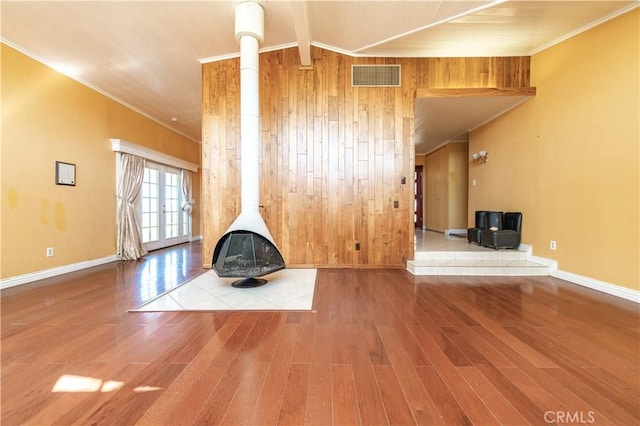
[1,1,637,153]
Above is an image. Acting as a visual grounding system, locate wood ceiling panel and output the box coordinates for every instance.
[362,1,637,56]
[2,1,636,142]
[306,1,502,52]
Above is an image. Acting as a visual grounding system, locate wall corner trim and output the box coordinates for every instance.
[1,255,119,290]
[110,138,199,172]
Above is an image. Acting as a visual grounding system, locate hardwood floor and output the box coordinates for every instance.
[2,241,638,425]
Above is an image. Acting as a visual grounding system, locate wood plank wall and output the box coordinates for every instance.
[202,47,530,268]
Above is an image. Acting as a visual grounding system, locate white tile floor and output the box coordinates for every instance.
[415,229,496,252]
[132,268,317,312]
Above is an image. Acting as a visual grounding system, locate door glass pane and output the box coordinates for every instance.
[141,168,160,243]
[164,170,180,239]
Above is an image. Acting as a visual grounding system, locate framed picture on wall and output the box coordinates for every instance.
[55,161,76,186]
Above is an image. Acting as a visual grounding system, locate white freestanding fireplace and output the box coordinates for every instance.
[211,1,285,288]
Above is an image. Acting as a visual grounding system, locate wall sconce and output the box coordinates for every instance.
[471,150,488,164]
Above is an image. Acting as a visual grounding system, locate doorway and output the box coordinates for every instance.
[139,162,190,251]
[414,165,424,229]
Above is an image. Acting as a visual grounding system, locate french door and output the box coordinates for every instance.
[139,162,189,251]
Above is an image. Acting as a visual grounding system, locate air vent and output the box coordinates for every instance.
[352,65,401,87]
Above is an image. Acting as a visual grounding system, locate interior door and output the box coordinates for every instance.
[414,165,424,228]
[140,162,189,251]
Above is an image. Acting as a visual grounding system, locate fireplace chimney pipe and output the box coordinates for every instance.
[236,1,263,215]
[226,0,278,247]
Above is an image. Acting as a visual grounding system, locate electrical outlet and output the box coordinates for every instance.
[46,247,54,257]
[550,240,557,250]
[355,242,360,251]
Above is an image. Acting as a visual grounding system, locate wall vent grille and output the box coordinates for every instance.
[352,65,401,87]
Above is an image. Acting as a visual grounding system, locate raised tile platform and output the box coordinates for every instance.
[408,230,551,276]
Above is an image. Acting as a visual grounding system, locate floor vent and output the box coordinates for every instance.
[352,64,401,87]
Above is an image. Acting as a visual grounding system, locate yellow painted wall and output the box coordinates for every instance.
[1,44,201,279]
[468,10,639,290]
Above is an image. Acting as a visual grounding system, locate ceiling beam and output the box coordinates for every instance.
[289,0,311,67]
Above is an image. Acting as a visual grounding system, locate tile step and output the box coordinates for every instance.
[413,249,528,261]
[407,258,550,276]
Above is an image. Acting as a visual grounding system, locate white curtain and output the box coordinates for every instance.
[181,170,193,240]
[181,170,193,212]
[116,153,147,260]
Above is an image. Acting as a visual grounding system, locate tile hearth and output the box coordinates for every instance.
[131,268,317,312]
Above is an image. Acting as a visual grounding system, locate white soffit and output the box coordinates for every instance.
[414,95,534,155]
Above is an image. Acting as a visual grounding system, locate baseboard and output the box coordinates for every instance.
[445,229,467,236]
[519,243,639,303]
[1,255,120,290]
[551,269,640,303]
[189,234,203,242]
[520,243,559,270]
[5,242,638,303]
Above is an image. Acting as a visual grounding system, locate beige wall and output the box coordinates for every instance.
[425,148,448,231]
[468,9,639,290]
[447,143,469,229]
[1,44,201,279]
[424,143,469,232]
